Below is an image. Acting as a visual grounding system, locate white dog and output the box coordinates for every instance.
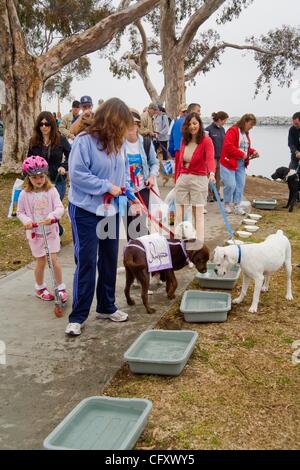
[213,230,293,313]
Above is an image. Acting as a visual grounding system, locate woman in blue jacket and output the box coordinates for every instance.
[125,108,159,240]
[66,98,134,336]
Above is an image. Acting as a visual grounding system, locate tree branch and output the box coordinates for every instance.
[127,20,160,103]
[185,40,298,82]
[5,0,27,59]
[177,0,226,58]
[38,0,160,80]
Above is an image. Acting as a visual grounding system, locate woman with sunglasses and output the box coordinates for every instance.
[28,112,71,235]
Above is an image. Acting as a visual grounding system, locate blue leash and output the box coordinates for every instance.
[209,182,235,240]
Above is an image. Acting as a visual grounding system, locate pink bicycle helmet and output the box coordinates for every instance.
[22,155,48,176]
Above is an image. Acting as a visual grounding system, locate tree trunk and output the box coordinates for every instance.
[1,57,42,173]
[164,58,185,119]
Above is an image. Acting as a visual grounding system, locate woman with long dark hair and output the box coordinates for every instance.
[66,98,134,336]
[220,113,259,215]
[175,112,215,230]
[28,111,71,235]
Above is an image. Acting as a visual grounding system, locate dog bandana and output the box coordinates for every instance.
[138,233,173,272]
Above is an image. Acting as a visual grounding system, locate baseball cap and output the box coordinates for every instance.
[72,100,80,108]
[129,108,141,123]
[80,95,93,105]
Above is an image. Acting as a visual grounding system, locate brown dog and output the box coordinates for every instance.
[124,238,209,313]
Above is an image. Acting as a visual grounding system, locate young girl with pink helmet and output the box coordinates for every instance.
[17,155,67,303]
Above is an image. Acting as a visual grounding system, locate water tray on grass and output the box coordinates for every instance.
[124,330,198,376]
[252,199,277,210]
[43,396,152,450]
[180,291,231,323]
[196,263,241,290]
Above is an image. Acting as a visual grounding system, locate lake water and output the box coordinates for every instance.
[243,125,291,178]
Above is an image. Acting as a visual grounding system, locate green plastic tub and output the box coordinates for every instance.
[124,330,198,376]
[252,199,277,210]
[180,290,231,323]
[196,263,241,289]
[43,396,152,450]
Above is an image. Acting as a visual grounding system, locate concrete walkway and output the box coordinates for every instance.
[0,181,245,449]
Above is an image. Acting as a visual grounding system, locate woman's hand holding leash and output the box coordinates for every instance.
[145,176,155,189]
[109,185,123,197]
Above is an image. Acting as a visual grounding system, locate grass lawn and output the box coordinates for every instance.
[0,174,72,275]
[104,189,300,450]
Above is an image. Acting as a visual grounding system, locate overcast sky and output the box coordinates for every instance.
[43,0,300,117]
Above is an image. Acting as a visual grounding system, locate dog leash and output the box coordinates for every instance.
[209,182,235,240]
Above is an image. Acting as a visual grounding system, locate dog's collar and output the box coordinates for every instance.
[237,245,242,264]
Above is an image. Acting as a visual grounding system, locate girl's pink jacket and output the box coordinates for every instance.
[17,187,64,240]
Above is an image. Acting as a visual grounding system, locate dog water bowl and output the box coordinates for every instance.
[196,263,241,290]
[43,396,152,450]
[236,230,252,239]
[242,218,257,225]
[124,330,198,376]
[180,291,231,323]
[244,225,259,233]
[252,199,277,210]
[247,213,262,221]
[226,239,244,245]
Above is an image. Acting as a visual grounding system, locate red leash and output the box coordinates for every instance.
[135,190,175,239]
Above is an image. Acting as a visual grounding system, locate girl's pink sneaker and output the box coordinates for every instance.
[58,289,68,303]
[35,288,54,301]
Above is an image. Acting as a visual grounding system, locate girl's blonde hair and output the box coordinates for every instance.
[23,175,53,192]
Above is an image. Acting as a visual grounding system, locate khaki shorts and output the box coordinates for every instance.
[175,174,208,206]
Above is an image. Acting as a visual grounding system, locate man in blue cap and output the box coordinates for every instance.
[69,95,94,136]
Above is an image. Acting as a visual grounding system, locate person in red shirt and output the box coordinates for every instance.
[220,114,259,215]
[175,112,215,231]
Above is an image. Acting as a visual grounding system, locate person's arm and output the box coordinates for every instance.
[47,188,65,220]
[222,128,245,160]
[59,114,71,139]
[160,115,169,136]
[147,140,159,177]
[69,137,113,196]
[139,114,152,137]
[168,124,176,158]
[16,191,32,227]
[69,111,93,136]
[288,127,298,154]
[59,136,71,173]
[204,137,216,174]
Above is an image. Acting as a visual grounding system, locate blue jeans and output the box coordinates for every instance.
[68,203,120,324]
[54,177,66,201]
[221,159,246,205]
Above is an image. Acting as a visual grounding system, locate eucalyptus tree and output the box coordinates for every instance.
[108,0,300,117]
[0,0,159,171]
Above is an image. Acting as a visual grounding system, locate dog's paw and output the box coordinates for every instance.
[127,298,135,306]
[286,294,293,301]
[232,297,242,304]
[261,286,269,292]
[248,305,258,313]
[167,293,176,300]
[147,307,156,314]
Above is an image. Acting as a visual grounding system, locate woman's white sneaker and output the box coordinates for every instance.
[224,204,232,214]
[65,323,82,336]
[96,310,128,322]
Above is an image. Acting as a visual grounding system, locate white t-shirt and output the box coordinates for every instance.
[125,140,145,192]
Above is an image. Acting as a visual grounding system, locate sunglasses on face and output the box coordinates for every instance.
[40,122,51,128]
